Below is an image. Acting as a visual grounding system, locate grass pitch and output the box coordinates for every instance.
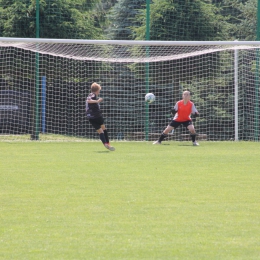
[1,141,260,259]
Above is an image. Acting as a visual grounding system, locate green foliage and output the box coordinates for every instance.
[0,0,258,41]
[134,0,229,41]
[0,0,104,39]
[94,0,118,32]
[223,0,257,40]
[106,0,145,40]
[0,0,32,37]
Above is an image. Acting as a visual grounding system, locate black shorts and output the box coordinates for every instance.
[88,116,104,130]
[169,120,193,129]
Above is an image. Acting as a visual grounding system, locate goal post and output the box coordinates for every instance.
[0,37,260,142]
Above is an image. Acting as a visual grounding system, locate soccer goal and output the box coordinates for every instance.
[0,37,259,142]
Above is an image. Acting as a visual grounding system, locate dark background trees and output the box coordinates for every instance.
[0,0,103,39]
[0,0,257,41]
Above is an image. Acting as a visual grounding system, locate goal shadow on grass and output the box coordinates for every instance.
[177,143,198,146]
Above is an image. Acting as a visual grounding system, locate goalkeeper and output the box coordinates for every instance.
[86,82,115,151]
[153,90,199,146]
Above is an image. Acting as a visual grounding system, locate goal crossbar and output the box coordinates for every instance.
[1,37,260,46]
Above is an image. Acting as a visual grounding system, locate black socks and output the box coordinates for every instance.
[103,129,109,143]
[190,134,196,142]
[158,133,168,142]
[99,133,106,144]
[100,130,110,144]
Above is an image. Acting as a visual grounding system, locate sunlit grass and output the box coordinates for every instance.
[1,141,260,259]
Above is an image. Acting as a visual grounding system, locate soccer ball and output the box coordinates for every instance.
[145,93,155,104]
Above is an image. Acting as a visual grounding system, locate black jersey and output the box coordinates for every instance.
[86,93,102,119]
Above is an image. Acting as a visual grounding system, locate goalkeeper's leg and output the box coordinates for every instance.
[187,124,199,146]
[153,125,174,144]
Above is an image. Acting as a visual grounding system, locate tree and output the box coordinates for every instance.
[134,0,229,41]
[0,0,33,37]
[223,0,257,40]
[0,0,104,39]
[105,0,145,40]
[94,0,118,33]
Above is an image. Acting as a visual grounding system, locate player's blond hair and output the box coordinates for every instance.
[183,90,190,95]
[91,82,101,93]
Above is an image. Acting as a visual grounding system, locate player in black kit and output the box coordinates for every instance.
[86,82,115,151]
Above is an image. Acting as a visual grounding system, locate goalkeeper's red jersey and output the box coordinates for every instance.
[173,100,197,122]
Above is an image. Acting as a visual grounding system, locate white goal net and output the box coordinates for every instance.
[0,38,259,142]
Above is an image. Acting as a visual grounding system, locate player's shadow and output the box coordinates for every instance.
[177,143,195,146]
[95,151,110,153]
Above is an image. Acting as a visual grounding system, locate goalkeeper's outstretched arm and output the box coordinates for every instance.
[191,103,199,121]
[191,112,199,122]
[171,108,177,116]
[191,103,199,116]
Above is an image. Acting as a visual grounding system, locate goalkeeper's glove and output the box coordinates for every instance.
[171,108,177,116]
[192,112,199,122]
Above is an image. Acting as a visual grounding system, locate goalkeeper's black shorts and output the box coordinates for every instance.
[169,120,193,129]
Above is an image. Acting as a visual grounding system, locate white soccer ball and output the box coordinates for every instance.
[145,93,155,104]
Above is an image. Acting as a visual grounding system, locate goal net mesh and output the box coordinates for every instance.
[0,39,259,142]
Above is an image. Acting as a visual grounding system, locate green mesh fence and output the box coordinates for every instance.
[0,1,260,142]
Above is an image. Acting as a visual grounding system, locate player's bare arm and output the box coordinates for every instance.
[87,98,103,104]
